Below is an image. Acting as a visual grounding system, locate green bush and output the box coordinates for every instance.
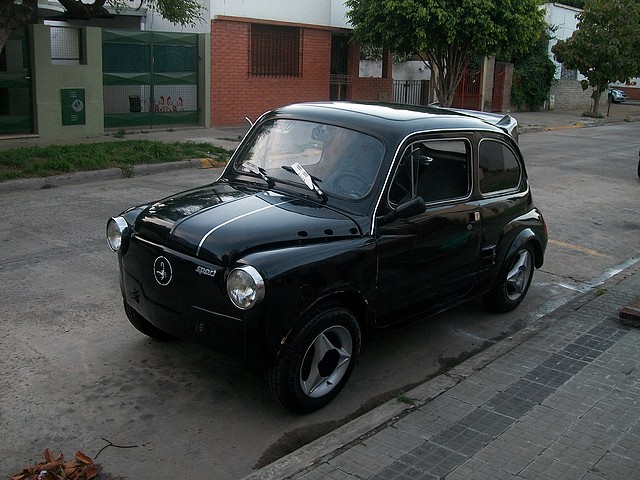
[511,30,557,111]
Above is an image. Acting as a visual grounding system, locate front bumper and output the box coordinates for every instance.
[119,235,253,361]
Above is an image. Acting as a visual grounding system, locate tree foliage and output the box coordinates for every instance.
[0,0,204,55]
[556,0,585,8]
[511,29,557,111]
[345,0,547,107]
[551,0,640,116]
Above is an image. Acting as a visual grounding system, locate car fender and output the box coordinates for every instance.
[236,237,377,358]
[499,208,547,269]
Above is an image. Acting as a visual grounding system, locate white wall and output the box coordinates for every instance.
[393,61,431,81]
[144,0,211,33]
[210,0,350,28]
[544,2,584,81]
[359,60,431,81]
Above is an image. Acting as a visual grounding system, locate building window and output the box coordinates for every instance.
[51,26,84,65]
[249,24,301,77]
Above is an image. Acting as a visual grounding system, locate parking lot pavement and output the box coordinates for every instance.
[244,262,640,480]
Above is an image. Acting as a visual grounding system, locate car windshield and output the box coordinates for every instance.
[234,119,384,200]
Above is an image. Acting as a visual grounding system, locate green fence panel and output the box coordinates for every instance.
[152,110,200,125]
[104,112,153,128]
[0,27,32,134]
[153,72,199,85]
[103,43,151,73]
[0,115,32,133]
[154,45,198,72]
[102,29,200,129]
[0,72,30,88]
[152,32,198,46]
[103,72,153,86]
[102,29,152,44]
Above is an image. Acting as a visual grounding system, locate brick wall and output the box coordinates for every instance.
[550,80,607,111]
[346,42,393,102]
[618,86,640,101]
[211,19,331,126]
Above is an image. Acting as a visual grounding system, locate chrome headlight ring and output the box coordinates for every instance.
[106,216,130,253]
[226,265,265,310]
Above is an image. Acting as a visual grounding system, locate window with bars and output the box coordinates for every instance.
[249,24,301,77]
[50,26,84,65]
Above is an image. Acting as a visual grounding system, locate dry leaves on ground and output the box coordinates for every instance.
[11,449,99,480]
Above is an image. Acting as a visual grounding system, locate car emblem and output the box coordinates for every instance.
[153,256,173,286]
[195,265,216,277]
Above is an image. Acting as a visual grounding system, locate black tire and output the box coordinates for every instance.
[266,304,361,413]
[484,244,535,313]
[123,301,175,340]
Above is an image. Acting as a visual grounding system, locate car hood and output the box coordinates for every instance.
[134,182,362,264]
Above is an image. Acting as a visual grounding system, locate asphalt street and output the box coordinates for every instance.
[1,105,639,479]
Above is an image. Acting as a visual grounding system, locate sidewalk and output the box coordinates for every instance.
[244,263,640,480]
[1,103,639,151]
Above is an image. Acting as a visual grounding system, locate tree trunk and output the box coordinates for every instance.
[427,43,471,108]
[0,0,37,55]
[591,84,607,117]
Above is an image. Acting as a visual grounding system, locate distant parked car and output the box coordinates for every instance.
[609,88,626,103]
[107,102,548,412]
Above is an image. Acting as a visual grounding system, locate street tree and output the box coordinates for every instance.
[0,0,204,55]
[552,0,640,117]
[345,0,546,107]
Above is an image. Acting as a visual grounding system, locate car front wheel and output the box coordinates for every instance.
[484,245,535,313]
[266,304,361,413]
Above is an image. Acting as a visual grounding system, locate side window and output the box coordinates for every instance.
[389,139,470,206]
[479,140,522,194]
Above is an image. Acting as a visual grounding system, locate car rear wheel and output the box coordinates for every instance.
[484,244,535,313]
[266,304,361,413]
[123,301,175,340]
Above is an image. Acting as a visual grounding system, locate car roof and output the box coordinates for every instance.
[269,101,512,141]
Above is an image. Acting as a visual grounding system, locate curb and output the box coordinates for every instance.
[0,159,204,193]
[242,260,640,480]
[517,113,640,135]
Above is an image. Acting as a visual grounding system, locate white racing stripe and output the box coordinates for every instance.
[195,200,291,256]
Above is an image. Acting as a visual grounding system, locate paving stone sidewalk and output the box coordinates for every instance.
[247,264,640,480]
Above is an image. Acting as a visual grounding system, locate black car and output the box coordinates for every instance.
[107,102,547,412]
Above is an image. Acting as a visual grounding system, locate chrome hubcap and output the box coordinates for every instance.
[505,249,532,301]
[300,325,352,398]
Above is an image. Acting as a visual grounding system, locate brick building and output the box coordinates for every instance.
[208,1,392,126]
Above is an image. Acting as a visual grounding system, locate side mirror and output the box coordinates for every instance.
[378,196,426,225]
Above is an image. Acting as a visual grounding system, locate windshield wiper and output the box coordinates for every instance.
[282,163,326,200]
[242,161,274,187]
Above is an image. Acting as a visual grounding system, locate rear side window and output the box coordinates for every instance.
[478,140,521,194]
[389,138,471,206]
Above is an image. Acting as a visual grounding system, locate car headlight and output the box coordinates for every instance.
[226,265,265,310]
[106,216,130,252]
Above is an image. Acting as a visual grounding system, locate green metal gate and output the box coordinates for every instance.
[0,27,33,134]
[102,29,199,128]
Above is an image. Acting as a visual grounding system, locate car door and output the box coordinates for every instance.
[373,135,482,327]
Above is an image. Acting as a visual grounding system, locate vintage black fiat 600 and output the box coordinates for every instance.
[107,102,547,412]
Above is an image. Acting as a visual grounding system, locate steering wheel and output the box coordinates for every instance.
[333,172,370,198]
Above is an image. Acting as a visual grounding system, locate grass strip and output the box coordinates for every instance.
[0,140,232,181]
